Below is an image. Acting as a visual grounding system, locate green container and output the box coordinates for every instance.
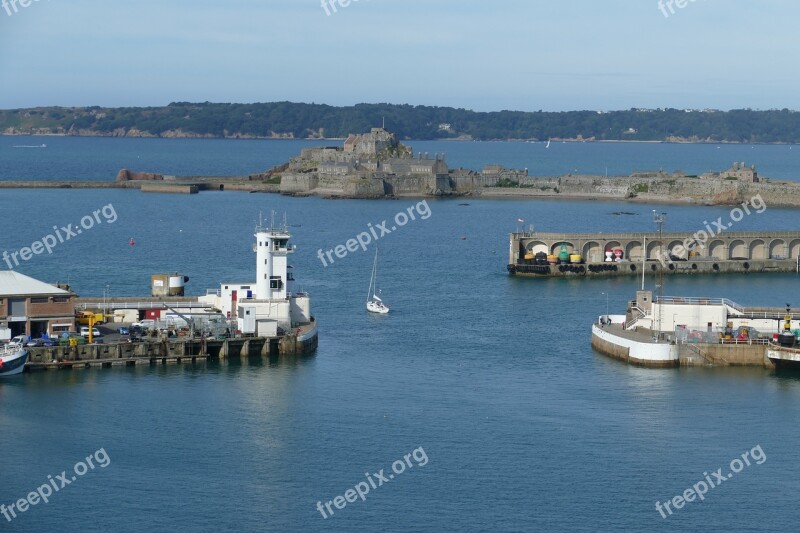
[558,244,570,262]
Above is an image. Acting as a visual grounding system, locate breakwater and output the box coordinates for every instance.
[509,230,800,278]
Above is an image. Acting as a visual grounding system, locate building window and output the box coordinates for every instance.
[53,297,69,303]
[270,276,283,289]
[30,297,49,304]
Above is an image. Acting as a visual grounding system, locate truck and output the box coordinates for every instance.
[77,311,105,325]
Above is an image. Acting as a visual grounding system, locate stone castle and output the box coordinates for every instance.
[279,128,527,197]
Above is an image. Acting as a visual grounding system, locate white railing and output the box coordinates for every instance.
[0,342,24,356]
[625,305,646,329]
[77,301,215,310]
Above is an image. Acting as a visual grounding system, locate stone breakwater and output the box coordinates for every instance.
[475,174,800,208]
[6,172,800,207]
[278,172,800,207]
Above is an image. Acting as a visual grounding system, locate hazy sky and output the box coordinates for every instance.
[0,0,796,111]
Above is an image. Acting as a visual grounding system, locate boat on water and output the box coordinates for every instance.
[0,342,29,376]
[13,144,47,148]
[366,249,389,314]
[765,309,800,370]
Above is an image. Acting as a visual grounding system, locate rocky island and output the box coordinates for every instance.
[5,127,800,207]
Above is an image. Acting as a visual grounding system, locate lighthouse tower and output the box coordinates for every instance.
[255,217,294,300]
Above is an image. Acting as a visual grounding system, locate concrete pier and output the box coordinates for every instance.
[592,323,774,368]
[23,331,317,372]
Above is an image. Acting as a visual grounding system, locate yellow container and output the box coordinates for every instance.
[570,254,583,263]
[524,252,534,260]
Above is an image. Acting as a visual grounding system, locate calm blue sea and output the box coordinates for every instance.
[2,139,800,532]
[1,135,800,180]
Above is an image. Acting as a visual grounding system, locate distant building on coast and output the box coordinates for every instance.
[703,162,760,183]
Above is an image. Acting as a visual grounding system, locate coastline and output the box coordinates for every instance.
[1,132,796,145]
[4,176,800,209]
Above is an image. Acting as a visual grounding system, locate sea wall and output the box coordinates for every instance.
[591,324,679,367]
[343,178,387,198]
[280,174,319,193]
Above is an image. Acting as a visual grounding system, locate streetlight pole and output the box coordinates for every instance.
[652,210,667,339]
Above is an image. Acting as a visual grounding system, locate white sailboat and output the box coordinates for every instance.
[546,138,551,148]
[366,249,389,314]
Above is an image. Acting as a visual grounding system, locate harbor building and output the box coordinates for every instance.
[0,271,76,338]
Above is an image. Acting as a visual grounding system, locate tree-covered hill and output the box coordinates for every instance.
[3,102,800,142]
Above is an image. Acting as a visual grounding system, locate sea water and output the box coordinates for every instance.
[1,139,800,532]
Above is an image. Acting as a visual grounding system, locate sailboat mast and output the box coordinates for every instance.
[367,250,377,301]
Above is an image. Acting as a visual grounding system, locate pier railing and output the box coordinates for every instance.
[76,301,215,311]
[511,230,800,240]
[656,296,800,319]
[625,304,647,329]
[655,296,745,313]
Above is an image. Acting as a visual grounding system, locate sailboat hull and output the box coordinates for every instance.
[367,300,390,314]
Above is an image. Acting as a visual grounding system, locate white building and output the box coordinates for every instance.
[199,221,312,337]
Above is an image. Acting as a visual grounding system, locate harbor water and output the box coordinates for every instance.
[2,139,800,531]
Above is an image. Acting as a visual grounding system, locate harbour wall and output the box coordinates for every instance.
[25,329,318,371]
[591,325,774,368]
[591,324,678,367]
[509,230,800,278]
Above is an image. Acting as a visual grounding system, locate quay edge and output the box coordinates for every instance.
[589,291,800,369]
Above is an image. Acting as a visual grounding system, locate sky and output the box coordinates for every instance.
[0,0,797,112]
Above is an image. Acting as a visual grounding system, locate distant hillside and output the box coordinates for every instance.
[3,102,800,142]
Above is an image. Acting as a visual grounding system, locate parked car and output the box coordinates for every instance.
[10,335,28,346]
[131,319,156,329]
[26,338,55,347]
[80,327,103,338]
[118,326,130,336]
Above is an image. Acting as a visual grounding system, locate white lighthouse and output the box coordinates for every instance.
[255,223,293,300]
[200,213,314,339]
